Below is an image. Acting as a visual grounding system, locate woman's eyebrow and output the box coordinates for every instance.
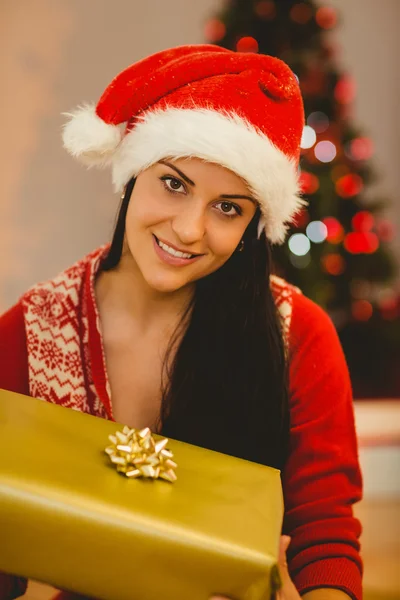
[158,160,195,186]
[220,194,257,205]
[158,160,256,204]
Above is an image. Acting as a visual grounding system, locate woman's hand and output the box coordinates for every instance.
[210,535,301,600]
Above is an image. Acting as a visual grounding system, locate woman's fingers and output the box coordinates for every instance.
[278,535,292,579]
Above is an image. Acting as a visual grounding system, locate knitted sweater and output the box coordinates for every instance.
[0,247,363,600]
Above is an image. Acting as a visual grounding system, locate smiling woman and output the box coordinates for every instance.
[0,45,362,600]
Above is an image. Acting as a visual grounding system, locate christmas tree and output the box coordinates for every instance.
[205,0,399,397]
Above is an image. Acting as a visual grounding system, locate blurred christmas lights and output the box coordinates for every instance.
[255,0,276,20]
[315,6,338,29]
[292,209,310,229]
[321,253,345,276]
[300,125,317,149]
[299,171,319,194]
[335,174,363,198]
[352,300,373,321]
[314,140,337,163]
[334,76,356,104]
[288,233,311,256]
[323,217,344,244]
[306,221,328,243]
[290,2,313,24]
[377,219,395,242]
[204,19,226,42]
[347,137,374,161]
[352,211,374,232]
[236,36,259,53]
[344,232,379,254]
[307,111,329,133]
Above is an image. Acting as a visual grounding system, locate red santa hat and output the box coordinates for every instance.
[62,44,305,244]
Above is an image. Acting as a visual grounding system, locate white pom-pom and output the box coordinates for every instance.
[62,104,122,166]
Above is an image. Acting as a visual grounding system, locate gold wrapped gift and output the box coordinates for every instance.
[0,390,283,600]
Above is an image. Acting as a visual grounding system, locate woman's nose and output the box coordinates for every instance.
[171,204,206,245]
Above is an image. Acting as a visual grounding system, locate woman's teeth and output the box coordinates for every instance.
[157,238,194,259]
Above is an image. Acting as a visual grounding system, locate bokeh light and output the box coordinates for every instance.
[334,76,356,104]
[352,300,373,321]
[300,125,317,149]
[236,36,259,53]
[255,0,276,20]
[344,232,379,254]
[292,209,310,229]
[335,173,363,198]
[321,253,345,275]
[307,111,329,133]
[322,217,344,244]
[352,211,374,232]
[347,137,374,161]
[204,19,226,42]
[299,171,320,194]
[290,2,313,24]
[377,219,395,242]
[315,6,338,29]
[378,290,399,321]
[314,140,337,163]
[306,221,328,243]
[288,233,311,256]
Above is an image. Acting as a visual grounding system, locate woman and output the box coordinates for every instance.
[0,45,362,600]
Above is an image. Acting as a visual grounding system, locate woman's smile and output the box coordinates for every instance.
[152,234,204,267]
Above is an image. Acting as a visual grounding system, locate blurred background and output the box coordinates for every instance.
[1,0,399,599]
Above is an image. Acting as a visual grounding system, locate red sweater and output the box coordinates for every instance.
[0,248,363,600]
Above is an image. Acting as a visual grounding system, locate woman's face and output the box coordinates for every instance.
[123,157,258,294]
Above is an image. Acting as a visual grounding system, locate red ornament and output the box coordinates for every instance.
[322,217,344,244]
[344,232,379,254]
[290,3,313,24]
[334,76,356,104]
[315,6,338,29]
[352,211,374,233]
[299,171,320,194]
[236,36,259,53]
[321,253,345,275]
[255,0,276,19]
[204,19,226,42]
[352,300,373,321]
[335,173,363,198]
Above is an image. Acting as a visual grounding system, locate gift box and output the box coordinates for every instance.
[0,389,283,600]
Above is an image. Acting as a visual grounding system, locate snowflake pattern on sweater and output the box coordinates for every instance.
[21,246,299,413]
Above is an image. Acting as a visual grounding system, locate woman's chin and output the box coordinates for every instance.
[143,272,194,295]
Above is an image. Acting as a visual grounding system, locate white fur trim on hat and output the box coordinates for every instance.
[62,104,123,167]
[111,108,304,244]
[62,106,304,243]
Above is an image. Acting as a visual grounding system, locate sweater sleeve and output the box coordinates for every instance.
[0,302,29,396]
[282,292,363,600]
[0,301,29,599]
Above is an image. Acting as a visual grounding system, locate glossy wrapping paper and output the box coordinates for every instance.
[0,390,283,600]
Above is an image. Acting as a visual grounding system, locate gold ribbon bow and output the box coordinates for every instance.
[105,425,177,482]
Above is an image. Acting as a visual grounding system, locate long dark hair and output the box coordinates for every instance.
[103,179,290,470]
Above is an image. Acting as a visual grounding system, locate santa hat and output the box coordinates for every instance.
[62,44,305,244]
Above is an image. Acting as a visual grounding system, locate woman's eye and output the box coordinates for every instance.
[215,201,242,218]
[161,176,186,194]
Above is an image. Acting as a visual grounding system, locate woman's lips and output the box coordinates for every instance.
[152,235,203,267]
